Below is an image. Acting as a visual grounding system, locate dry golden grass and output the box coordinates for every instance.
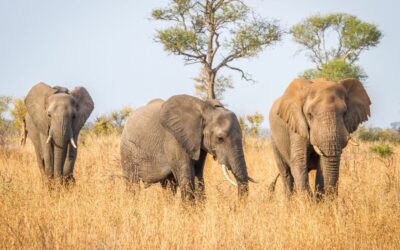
[0,134,399,249]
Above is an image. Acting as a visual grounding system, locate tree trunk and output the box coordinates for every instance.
[207,71,216,99]
[205,0,216,100]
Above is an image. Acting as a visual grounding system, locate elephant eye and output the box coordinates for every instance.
[216,136,224,143]
[307,113,313,120]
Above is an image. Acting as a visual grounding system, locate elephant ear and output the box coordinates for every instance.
[276,79,311,139]
[25,82,57,134]
[340,78,371,133]
[160,95,204,160]
[70,87,94,135]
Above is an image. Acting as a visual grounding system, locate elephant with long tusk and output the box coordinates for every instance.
[221,164,258,186]
[24,83,94,183]
[269,78,371,199]
[120,95,255,202]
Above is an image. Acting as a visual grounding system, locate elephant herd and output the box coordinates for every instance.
[23,78,371,202]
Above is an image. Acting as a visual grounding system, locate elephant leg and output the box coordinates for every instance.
[125,167,141,195]
[175,163,195,203]
[272,142,294,197]
[42,137,54,179]
[63,142,77,184]
[35,151,46,178]
[314,162,325,201]
[120,151,141,194]
[31,139,46,177]
[194,150,207,200]
[290,135,311,195]
[291,166,310,194]
[160,174,178,196]
[27,128,46,178]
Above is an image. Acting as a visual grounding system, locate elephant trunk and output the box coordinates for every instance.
[312,112,346,196]
[51,116,72,180]
[53,143,67,180]
[319,156,340,196]
[228,146,249,199]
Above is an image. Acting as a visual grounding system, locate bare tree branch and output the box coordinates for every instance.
[225,64,254,82]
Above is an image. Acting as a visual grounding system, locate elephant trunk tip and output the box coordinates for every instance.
[248,176,258,183]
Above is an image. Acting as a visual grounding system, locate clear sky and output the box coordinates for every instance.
[0,0,399,128]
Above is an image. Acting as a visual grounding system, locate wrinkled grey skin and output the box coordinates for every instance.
[269,78,371,199]
[24,83,94,183]
[120,95,250,201]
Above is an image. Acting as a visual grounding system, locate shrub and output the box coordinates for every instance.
[370,143,394,159]
[356,126,400,143]
[87,106,134,136]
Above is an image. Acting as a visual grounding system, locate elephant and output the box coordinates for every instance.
[269,78,371,199]
[23,82,94,183]
[120,95,255,201]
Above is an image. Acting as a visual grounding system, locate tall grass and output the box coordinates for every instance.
[0,135,399,249]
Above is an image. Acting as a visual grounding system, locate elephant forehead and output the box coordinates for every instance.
[49,93,75,104]
[48,94,76,111]
[312,81,346,91]
[214,111,240,132]
[309,83,346,100]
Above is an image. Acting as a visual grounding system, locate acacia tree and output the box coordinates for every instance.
[291,13,381,81]
[152,0,281,99]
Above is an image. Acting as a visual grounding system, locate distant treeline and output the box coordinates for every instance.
[1,96,399,146]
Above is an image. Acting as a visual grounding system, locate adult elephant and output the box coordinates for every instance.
[23,83,94,183]
[120,95,255,201]
[269,78,371,198]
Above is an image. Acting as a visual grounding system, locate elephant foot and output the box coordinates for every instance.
[63,175,76,189]
[180,183,195,204]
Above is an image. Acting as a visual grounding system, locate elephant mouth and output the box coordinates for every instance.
[46,132,77,149]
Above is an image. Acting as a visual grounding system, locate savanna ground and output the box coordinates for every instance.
[0,134,399,249]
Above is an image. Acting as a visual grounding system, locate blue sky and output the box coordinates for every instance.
[0,0,399,128]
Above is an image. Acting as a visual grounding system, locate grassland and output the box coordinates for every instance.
[0,135,399,249]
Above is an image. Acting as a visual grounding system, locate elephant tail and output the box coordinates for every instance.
[20,118,27,146]
[268,173,280,193]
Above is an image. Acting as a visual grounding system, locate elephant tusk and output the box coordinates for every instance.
[348,137,359,146]
[248,176,258,183]
[221,164,237,187]
[313,145,325,157]
[70,138,77,149]
[46,135,52,144]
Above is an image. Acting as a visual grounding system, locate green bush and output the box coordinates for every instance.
[370,143,394,159]
[356,126,400,143]
[86,106,134,136]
